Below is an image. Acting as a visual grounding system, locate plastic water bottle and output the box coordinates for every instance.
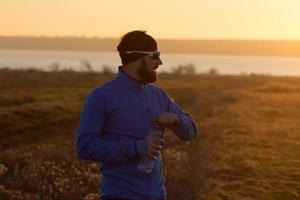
[137,128,163,173]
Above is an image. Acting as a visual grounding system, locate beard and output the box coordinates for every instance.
[137,59,157,83]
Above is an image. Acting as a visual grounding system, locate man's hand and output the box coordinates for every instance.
[155,112,181,127]
[147,135,165,160]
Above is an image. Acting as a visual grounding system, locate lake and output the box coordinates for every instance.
[1,49,300,76]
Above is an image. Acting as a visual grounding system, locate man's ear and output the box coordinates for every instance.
[130,58,143,67]
[140,57,147,66]
[132,57,145,69]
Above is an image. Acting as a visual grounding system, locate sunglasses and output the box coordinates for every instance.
[125,51,160,59]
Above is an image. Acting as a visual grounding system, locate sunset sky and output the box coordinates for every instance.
[1,0,300,40]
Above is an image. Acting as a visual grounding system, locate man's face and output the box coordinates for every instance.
[137,55,163,84]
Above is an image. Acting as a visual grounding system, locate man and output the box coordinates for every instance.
[76,30,198,200]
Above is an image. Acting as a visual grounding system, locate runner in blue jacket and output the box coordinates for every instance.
[76,30,199,200]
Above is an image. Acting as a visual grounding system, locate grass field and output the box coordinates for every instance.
[0,69,299,200]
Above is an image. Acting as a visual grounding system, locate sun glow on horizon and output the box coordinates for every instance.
[1,0,300,40]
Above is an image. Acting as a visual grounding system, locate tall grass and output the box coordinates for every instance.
[0,69,299,200]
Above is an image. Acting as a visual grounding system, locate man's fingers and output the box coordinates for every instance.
[148,150,159,160]
[148,145,163,159]
[150,137,164,144]
[147,152,157,160]
[154,117,161,125]
[150,143,162,151]
[157,116,170,124]
[150,141,162,150]
[155,112,178,127]
[150,147,160,155]
[151,138,165,149]
[157,118,173,127]
[147,139,165,159]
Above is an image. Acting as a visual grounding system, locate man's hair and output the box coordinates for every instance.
[117,30,157,65]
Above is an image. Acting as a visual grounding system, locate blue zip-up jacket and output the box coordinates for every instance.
[76,67,198,200]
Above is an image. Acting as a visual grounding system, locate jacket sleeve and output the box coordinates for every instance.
[76,90,145,163]
[162,90,199,141]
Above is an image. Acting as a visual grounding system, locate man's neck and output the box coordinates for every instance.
[121,65,143,83]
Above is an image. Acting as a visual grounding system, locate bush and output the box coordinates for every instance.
[171,63,196,75]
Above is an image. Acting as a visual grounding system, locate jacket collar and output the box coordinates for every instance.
[115,66,146,88]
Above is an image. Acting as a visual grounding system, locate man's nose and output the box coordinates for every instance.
[157,57,163,65]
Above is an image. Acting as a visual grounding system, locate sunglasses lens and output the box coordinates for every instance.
[152,52,160,59]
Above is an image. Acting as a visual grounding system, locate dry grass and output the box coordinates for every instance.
[0,69,299,200]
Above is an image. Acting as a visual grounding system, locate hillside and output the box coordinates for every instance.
[1,36,300,57]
